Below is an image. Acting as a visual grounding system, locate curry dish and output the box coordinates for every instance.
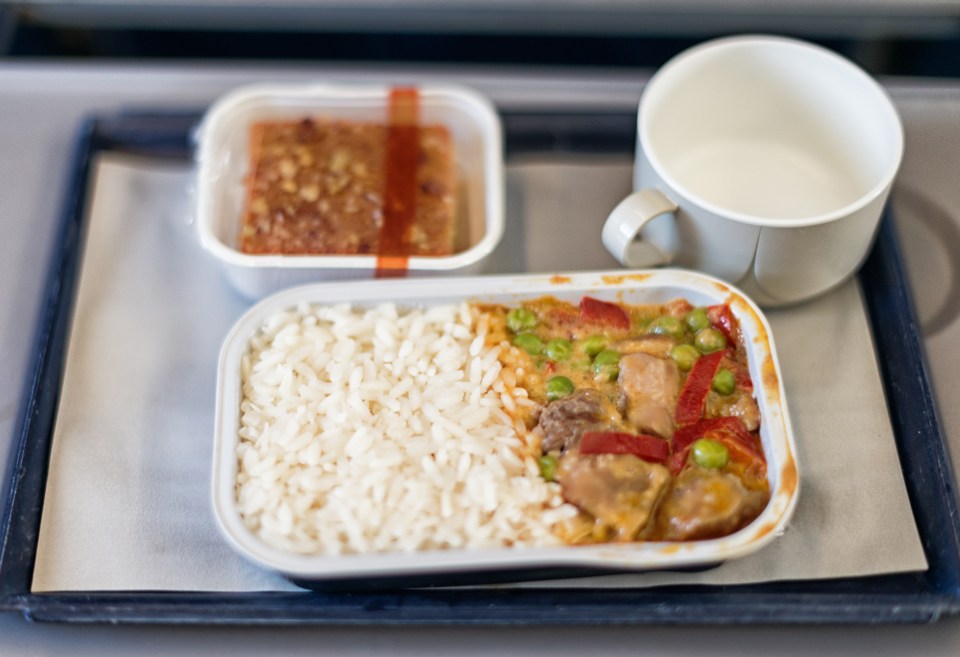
[479,295,770,543]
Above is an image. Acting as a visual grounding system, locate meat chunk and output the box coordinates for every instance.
[613,334,676,359]
[557,453,671,540]
[710,390,761,432]
[663,298,694,320]
[618,352,681,439]
[537,388,620,453]
[657,466,768,540]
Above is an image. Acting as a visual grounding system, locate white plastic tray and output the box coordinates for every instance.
[212,269,799,582]
[194,83,505,298]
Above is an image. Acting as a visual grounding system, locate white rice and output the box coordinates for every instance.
[236,301,574,555]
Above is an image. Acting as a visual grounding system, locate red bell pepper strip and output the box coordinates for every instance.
[669,416,764,475]
[716,435,767,476]
[674,350,724,425]
[672,419,707,453]
[673,416,759,453]
[707,304,740,347]
[669,435,765,476]
[667,450,688,476]
[579,431,669,464]
[579,296,630,331]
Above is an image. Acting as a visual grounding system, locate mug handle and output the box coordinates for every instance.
[601,189,679,267]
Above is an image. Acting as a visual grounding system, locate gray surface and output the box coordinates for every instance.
[16,0,960,37]
[1,62,960,653]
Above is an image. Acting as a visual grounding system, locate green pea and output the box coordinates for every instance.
[506,307,538,333]
[595,365,619,382]
[545,338,573,361]
[546,376,576,400]
[694,327,727,353]
[593,348,620,367]
[649,315,685,340]
[580,335,607,358]
[670,344,701,371]
[691,438,729,469]
[686,306,711,333]
[712,368,736,395]
[537,454,558,482]
[592,348,620,382]
[513,333,543,355]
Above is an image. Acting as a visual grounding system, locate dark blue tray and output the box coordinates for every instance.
[2,110,959,624]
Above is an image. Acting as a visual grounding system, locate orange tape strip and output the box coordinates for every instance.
[375,87,420,278]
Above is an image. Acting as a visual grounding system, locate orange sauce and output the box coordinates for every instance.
[600,273,655,286]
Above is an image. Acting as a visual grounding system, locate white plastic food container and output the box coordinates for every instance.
[195,83,504,299]
[212,269,799,586]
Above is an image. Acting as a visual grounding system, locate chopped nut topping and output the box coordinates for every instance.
[299,185,320,202]
[351,162,368,178]
[325,174,349,195]
[278,159,297,179]
[410,225,426,245]
[250,198,268,215]
[329,149,350,173]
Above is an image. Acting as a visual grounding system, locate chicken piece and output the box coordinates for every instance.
[618,352,681,439]
[613,334,676,359]
[657,466,769,541]
[557,453,671,540]
[537,388,621,453]
[711,390,761,431]
[663,298,694,320]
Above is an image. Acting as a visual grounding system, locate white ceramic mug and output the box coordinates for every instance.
[602,35,904,305]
